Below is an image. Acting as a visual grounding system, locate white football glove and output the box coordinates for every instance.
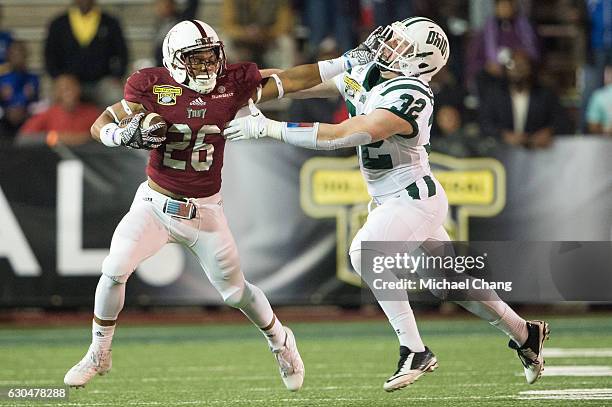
[120,112,166,150]
[224,100,282,142]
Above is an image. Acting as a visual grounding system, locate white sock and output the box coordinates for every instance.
[262,315,286,350]
[490,304,528,346]
[92,320,115,351]
[456,294,529,347]
[380,301,425,352]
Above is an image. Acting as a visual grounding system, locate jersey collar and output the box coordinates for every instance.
[363,65,390,91]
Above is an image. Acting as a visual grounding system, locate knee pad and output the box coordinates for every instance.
[222,281,249,309]
[101,253,135,281]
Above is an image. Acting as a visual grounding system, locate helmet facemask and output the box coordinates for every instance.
[166,40,226,94]
[375,22,420,76]
[181,45,225,93]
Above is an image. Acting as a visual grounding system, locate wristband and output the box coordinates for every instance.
[263,118,284,141]
[100,122,121,147]
[318,57,348,82]
[255,85,263,104]
[270,74,284,99]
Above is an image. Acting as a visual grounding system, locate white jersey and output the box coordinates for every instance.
[333,62,434,197]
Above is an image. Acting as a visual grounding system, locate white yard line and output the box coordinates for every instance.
[537,366,612,377]
[1,395,517,407]
[544,348,612,358]
[518,388,612,400]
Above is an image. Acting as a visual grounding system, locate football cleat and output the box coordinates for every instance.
[271,327,304,391]
[64,345,112,388]
[509,320,550,384]
[383,346,438,392]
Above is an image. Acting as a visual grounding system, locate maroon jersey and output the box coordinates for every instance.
[124,63,261,197]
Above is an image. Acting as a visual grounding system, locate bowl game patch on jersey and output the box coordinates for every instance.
[153,85,182,105]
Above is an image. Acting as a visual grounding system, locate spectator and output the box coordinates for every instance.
[296,0,358,59]
[466,0,539,94]
[44,0,128,107]
[152,0,199,67]
[479,50,567,149]
[0,41,39,144]
[431,105,475,157]
[0,5,14,73]
[223,0,294,68]
[431,67,469,134]
[580,0,612,131]
[430,66,495,157]
[372,0,414,27]
[18,74,100,145]
[422,0,470,85]
[586,65,612,136]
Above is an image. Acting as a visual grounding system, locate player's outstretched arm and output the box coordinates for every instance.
[224,100,412,150]
[256,27,385,103]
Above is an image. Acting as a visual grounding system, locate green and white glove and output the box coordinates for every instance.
[342,25,386,68]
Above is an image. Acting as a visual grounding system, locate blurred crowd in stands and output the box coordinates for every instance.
[0,0,610,154]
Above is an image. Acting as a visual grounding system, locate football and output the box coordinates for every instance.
[118,111,167,139]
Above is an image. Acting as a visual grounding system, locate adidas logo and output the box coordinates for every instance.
[190,97,207,106]
[95,331,104,337]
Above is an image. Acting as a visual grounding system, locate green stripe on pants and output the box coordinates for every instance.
[423,175,436,197]
[406,182,420,199]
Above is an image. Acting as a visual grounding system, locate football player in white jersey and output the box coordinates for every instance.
[226,17,549,391]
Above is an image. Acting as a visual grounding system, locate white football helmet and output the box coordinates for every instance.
[162,20,226,93]
[374,17,449,82]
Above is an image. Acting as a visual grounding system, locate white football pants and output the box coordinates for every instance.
[349,176,449,258]
[95,181,273,328]
[349,176,520,345]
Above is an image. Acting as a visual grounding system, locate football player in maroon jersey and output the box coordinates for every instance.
[64,19,382,390]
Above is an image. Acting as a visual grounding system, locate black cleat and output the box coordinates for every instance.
[383,346,438,392]
[509,320,550,384]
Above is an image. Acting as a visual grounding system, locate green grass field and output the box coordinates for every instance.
[1,315,611,406]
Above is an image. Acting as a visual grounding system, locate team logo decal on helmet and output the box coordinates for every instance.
[162,20,227,94]
[374,17,450,81]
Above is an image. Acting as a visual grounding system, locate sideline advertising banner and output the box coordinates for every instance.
[1,138,611,307]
